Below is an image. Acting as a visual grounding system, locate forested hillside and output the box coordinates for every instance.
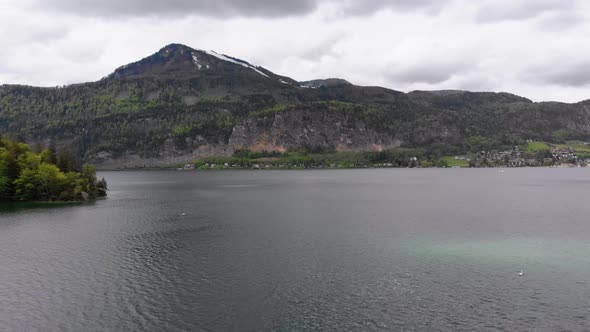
[1,43,589,169]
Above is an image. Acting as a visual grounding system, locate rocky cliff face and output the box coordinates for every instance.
[229,107,402,153]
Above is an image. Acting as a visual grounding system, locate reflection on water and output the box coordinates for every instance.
[0,201,85,213]
[1,169,590,331]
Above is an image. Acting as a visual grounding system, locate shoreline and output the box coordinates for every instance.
[0,197,107,206]
[96,165,589,171]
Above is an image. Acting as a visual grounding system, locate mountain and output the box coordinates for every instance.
[1,43,589,169]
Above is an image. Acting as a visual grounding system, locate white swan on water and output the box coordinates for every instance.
[518,270,524,276]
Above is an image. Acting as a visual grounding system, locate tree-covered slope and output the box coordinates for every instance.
[0,43,589,169]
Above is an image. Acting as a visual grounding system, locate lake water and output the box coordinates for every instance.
[1,169,590,331]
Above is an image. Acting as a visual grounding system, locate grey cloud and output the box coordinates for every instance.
[455,76,496,92]
[22,26,69,43]
[0,21,68,47]
[475,0,576,23]
[389,62,465,84]
[59,45,105,63]
[536,11,586,31]
[298,34,345,60]
[35,0,319,18]
[337,0,449,16]
[527,63,590,87]
[33,0,450,18]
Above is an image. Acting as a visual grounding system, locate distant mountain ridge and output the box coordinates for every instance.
[0,43,589,169]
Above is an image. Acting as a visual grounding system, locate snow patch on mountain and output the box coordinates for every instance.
[204,50,269,78]
[191,53,202,70]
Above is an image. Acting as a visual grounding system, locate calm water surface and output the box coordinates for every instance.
[1,169,590,331]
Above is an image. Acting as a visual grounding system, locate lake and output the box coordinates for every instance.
[1,169,590,331]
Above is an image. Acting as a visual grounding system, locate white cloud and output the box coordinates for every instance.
[0,0,589,102]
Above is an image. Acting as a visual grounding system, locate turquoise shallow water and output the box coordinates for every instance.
[1,168,590,331]
[404,237,590,273]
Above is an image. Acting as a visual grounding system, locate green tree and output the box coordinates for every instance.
[57,150,79,173]
[37,163,68,200]
[13,168,41,201]
[0,176,11,201]
[82,165,98,198]
[40,147,57,165]
[0,136,107,202]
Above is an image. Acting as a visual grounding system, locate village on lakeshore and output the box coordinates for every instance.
[180,141,590,170]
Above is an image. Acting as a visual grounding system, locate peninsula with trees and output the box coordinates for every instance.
[0,136,107,202]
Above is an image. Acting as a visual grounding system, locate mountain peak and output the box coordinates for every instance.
[160,43,194,52]
[109,43,276,81]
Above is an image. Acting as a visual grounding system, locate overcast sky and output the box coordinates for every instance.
[1,0,588,102]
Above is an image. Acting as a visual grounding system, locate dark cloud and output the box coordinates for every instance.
[527,63,590,87]
[34,0,450,18]
[389,62,464,84]
[475,0,576,23]
[36,0,319,18]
